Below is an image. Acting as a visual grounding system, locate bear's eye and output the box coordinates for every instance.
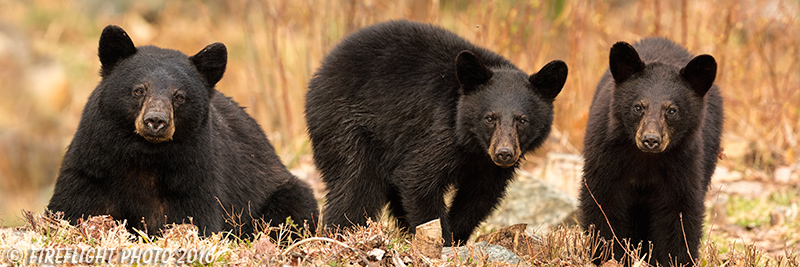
[484,115,495,124]
[667,107,678,116]
[175,94,185,102]
[518,117,529,125]
[132,87,145,96]
[633,104,644,112]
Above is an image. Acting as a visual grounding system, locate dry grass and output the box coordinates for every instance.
[0,212,798,266]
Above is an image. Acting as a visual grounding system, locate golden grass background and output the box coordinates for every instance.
[0,0,798,226]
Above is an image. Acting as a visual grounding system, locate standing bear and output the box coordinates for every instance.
[305,20,568,245]
[47,25,319,238]
[579,37,723,266]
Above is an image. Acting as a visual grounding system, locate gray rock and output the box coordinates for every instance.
[719,180,766,197]
[541,153,584,199]
[721,133,750,160]
[711,166,744,183]
[442,241,524,265]
[773,166,799,183]
[484,155,579,234]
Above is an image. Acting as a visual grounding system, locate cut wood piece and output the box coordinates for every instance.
[413,219,444,259]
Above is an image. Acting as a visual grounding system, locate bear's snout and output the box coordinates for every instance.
[488,125,520,168]
[135,98,176,144]
[641,133,661,150]
[490,145,519,167]
[144,112,169,132]
[636,118,669,153]
[494,147,515,164]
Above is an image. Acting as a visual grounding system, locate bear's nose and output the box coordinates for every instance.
[144,112,169,132]
[642,133,661,150]
[495,147,514,163]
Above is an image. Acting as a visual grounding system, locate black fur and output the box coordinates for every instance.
[305,20,567,245]
[579,37,723,266]
[47,25,319,238]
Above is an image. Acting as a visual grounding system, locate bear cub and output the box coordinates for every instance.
[47,25,319,238]
[305,20,568,245]
[579,37,723,266]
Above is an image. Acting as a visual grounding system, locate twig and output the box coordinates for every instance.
[281,237,373,267]
[583,180,639,262]
[217,197,245,237]
[703,185,724,264]
[680,0,688,46]
[653,0,661,35]
[680,212,697,266]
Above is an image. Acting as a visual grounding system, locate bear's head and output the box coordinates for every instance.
[608,41,716,153]
[95,25,227,144]
[455,51,567,168]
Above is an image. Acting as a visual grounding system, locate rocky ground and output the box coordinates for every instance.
[291,151,800,262]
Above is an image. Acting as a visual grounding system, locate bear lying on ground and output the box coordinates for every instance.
[305,20,568,245]
[579,37,723,266]
[47,25,319,238]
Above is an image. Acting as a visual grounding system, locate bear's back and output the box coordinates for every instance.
[306,20,526,147]
[310,20,514,98]
[206,92,291,196]
[630,37,694,67]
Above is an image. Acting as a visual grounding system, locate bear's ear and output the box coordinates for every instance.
[529,60,568,100]
[98,25,137,77]
[680,54,717,97]
[456,50,493,94]
[609,41,645,83]
[189,42,228,88]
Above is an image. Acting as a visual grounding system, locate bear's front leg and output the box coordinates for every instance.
[163,175,226,236]
[447,171,513,245]
[648,191,704,266]
[169,194,224,236]
[579,181,636,264]
[395,165,453,244]
[47,168,111,222]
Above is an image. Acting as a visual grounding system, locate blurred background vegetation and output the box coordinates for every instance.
[0,0,798,227]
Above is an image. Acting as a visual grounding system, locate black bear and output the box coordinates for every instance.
[305,20,568,245]
[579,37,723,266]
[47,25,319,238]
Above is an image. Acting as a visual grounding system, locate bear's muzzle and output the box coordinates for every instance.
[135,97,175,143]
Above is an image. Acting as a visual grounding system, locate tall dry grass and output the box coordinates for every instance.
[0,0,798,224]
